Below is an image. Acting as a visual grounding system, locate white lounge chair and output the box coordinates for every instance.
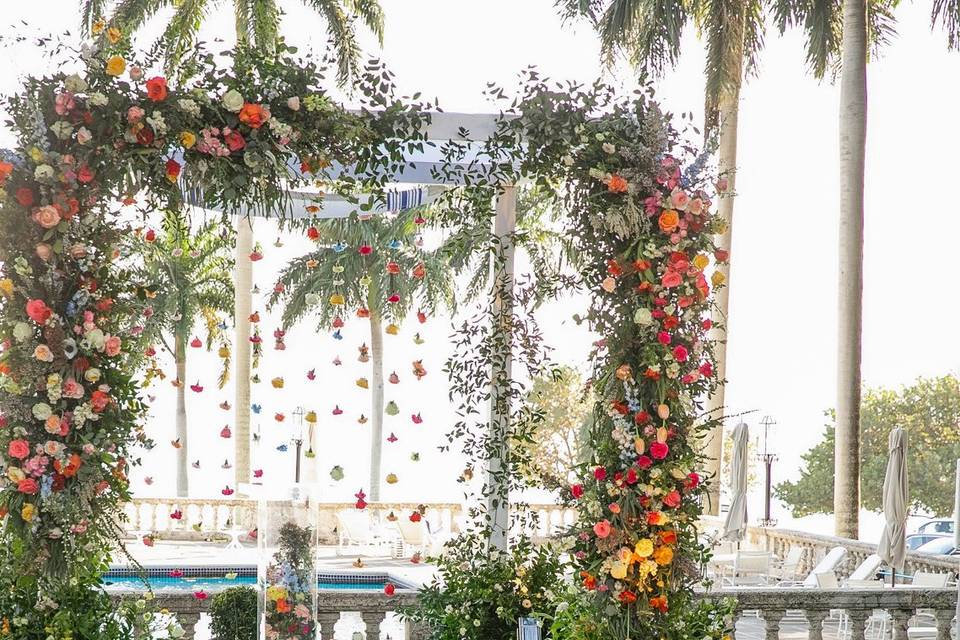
[722,551,772,586]
[391,518,428,558]
[773,546,806,583]
[802,546,848,587]
[335,510,386,556]
[847,554,883,581]
[910,571,948,587]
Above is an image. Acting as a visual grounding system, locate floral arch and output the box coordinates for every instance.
[0,26,729,640]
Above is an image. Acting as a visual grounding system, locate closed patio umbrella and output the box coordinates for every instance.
[876,427,908,586]
[721,422,749,544]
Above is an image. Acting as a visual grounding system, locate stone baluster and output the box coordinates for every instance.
[933,609,955,640]
[178,612,200,640]
[845,609,869,640]
[804,609,828,640]
[361,610,386,639]
[759,608,784,640]
[888,608,912,640]
[728,606,742,640]
[317,611,340,640]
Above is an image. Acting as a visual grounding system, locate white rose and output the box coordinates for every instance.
[633,308,653,325]
[287,96,300,111]
[88,92,108,107]
[222,89,244,112]
[32,402,52,420]
[64,74,88,93]
[84,368,101,383]
[84,328,105,350]
[178,98,199,117]
[76,127,92,144]
[12,322,32,342]
[34,164,54,181]
[51,121,73,140]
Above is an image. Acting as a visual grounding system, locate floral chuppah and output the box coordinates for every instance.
[0,24,426,637]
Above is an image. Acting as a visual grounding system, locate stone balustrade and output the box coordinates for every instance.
[706,587,957,640]
[112,589,428,639]
[122,498,463,544]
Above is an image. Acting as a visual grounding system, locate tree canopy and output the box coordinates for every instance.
[775,375,960,517]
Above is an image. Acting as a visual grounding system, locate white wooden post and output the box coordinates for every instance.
[487,185,517,550]
[233,218,253,489]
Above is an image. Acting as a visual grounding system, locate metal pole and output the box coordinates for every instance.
[763,456,773,524]
[294,440,302,484]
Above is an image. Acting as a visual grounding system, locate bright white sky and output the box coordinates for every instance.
[2,1,959,535]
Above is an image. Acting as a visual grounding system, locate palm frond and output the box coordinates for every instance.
[343,0,385,44]
[111,0,173,31]
[931,0,960,49]
[159,0,215,77]
[81,0,110,35]
[235,0,254,45]
[598,0,689,75]
[301,0,361,85]
[251,0,281,49]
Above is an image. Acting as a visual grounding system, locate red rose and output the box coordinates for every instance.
[145,76,168,102]
[77,164,94,184]
[306,227,319,240]
[702,318,712,330]
[165,158,181,182]
[662,315,679,330]
[593,467,607,480]
[224,131,246,152]
[685,472,701,490]
[637,455,652,469]
[699,362,713,377]
[663,490,682,508]
[25,299,52,324]
[657,331,671,345]
[15,188,34,207]
[649,441,669,460]
[136,126,155,145]
[625,468,638,484]
[571,484,584,499]
[18,478,39,495]
[672,345,688,362]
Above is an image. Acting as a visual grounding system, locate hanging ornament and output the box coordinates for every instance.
[387,432,398,443]
[387,239,402,250]
[249,250,263,262]
[306,411,317,424]
[221,486,235,496]
[172,379,184,388]
[250,311,260,323]
[352,558,364,568]
[273,282,285,294]
[170,510,183,520]
[333,264,345,273]
[144,477,154,485]
[276,444,288,452]
[307,226,319,240]
[415,237,424,247]
[358,343,370,362]
[356,377,369,389]
[411,551,422,564]
[330,465,345,481]
[333,241,347,253]
[386,261,400,275]
[414,214,426,225]
[274,413,285,422]
[332,329,343,340]
[220,425,232,438]
[354,489,367,509]
[252,285,261,294]
[410,452,420,462]
[385,401,399,416]
[385,324,399,335]
[359,274,372,287]
[219,400,231,410]
[190,381,204,393]
[332,405,343,416]
[461,466,474,481]
[273,328,286,350]
[305,259,319,269]
[329,293,345,305]
[332,316,344,328]
[387,293,400,304]
[307,368,316,380]
[412,263,426,279]
[190,336,202,348]
[253,469,263,478]
[252,404,262,414]
[413,333,425,345]
[357,308,370,318]
[408,511,422,522]
[417,310,427,323]
[192,460,201,469]
[271,377,284,389]
[273,237,284,248]
[358,212,373,221]
[305,448,316,459]
[388,372,399,384]
[251,374,261,384]
[385,473,398,484]
[358,244,373,256]
[385,511,398,522]
[412,360,427,380]
[411,413,423,424]
[332,357,342,366]
[357,414,367,424]
[218,345,231,358]
[305,293,320,306]
[221,459,232,469]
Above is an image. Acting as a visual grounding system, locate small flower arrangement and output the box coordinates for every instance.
[262,522,316,640]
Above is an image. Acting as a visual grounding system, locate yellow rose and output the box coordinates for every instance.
[7,467,25,482]
[610,561,628,580]
[105,56,126,77]
[21,503,35,522]
[92,19,106,35]
[0,278,13,297]
[634,538,654,557]
[107,27,122,43]
[29,147,43,163]
[711,270,726,287]
[265,585,287,602]
[179,131,197,149]
[692,254,709,270]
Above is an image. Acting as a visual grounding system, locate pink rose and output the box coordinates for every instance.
[104,335,122,356]
[17,478,39,495]
[670,189,689,210]
[8,439,30,460]
[35,243,52,261]
[32,205,61,229]
[55,92,75,116]
[127,106,145,123]
[663,490,682,508]
[649,441,669,460]
[661,270,682,288]
[687,197,704,215]
[62,378,84,399]
[672,345,688,362]
[593,519,612,538]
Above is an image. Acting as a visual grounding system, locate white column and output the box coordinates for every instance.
[234,217,253,490]
[487,185,516,551]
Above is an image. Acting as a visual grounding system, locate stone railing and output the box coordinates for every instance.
[524,503,577,541]
[111,589,428,639]
[705,587,957,640]
[122,498,463,544]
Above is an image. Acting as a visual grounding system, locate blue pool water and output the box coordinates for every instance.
[103,568,405,592]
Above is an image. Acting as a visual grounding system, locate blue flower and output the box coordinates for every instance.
[333,242,347,253]
[387,239,402,250]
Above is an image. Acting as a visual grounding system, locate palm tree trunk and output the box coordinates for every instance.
[368,310,385,501]
[834,0,868,540]
[702,37,746,518]
[233,218,253,490]
[175,334,189,497]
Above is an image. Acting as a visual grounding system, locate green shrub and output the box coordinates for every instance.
[209,586,257,640]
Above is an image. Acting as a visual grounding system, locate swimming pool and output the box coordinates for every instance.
[103,566,415,592]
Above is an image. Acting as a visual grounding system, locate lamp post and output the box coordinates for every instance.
[757,415,778,527]
[291,406,305,484]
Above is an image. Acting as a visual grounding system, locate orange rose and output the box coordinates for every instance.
[238,103,269,129]
[658,209,679,233]
[607,174,628,193]
[659,529,678,545]
[145,76,168,102]
[0,161,13,185]
[652,546,674,566]
[649,595,669,613]
[275,597,291,613]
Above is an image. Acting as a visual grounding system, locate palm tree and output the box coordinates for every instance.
[554,0,764,514]
[85,0,386,491]
[269,209,455,500]
[772,0,959,540]
[136,210,236,497]
[84,0,384,84]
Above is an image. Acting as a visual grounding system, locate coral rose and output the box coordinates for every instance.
[661,270,682,288]
[658,209,680,233]
[593,519,612,538]
[238,103,270,128]
[145,76,168,102]
[8,439,30,460]
[606,174,628,193]
[25,299,52,324]
[224,130,246,152]
[662,490,682,508]
[32,205,61,229]
[104,335,122,356]
[18,478,39,495]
